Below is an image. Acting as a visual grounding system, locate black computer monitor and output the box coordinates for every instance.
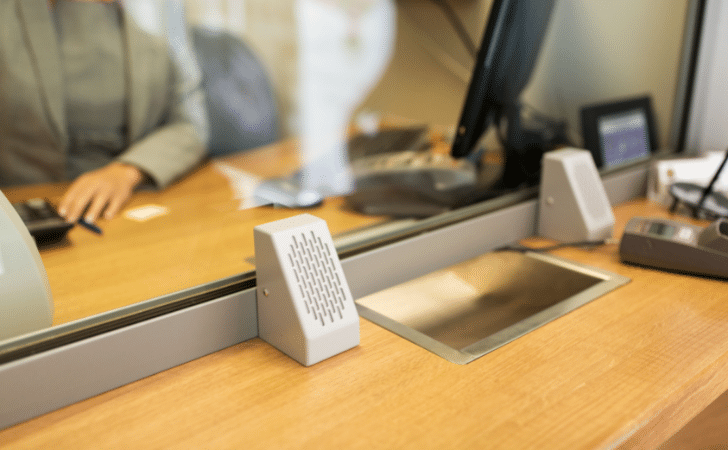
[344,0,559,217]
[450,0,557,164]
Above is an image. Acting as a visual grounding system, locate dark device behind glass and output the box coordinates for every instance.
[347,0,558,217]
[450,0,557,160]
[12,198,73,246]
[580,96,657,168]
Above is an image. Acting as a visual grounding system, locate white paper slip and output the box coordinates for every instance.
[124,204,170,222]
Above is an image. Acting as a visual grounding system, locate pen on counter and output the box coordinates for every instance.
[77,219,103,235]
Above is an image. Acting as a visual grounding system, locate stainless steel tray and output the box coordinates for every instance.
[355,251,630,364]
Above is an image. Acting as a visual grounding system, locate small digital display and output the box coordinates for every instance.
[647,222,675,238]
[597,109,650,167]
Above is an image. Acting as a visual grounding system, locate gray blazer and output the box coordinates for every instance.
[0,0,207,188]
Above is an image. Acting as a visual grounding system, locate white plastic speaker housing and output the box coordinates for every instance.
[538,148,615,242]
[0,191,54,342]
[254,214,359,366]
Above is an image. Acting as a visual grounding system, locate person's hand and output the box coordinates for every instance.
[58,162,145,224]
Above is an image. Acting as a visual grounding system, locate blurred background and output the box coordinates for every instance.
[180,0,690,152]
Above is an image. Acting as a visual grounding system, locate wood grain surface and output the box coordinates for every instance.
[3,140,386,326]
[1,199,727,449]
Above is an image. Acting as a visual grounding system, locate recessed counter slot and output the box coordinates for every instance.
[356,251,629,364]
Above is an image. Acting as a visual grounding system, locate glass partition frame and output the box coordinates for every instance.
[0,0,704,364]
[0,0,706,428]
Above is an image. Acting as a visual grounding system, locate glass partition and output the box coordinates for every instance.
[0,0,696,359]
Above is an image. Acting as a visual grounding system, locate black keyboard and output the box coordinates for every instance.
[12,198,73,246]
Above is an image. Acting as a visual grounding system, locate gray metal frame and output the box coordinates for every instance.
[0,165,647,430]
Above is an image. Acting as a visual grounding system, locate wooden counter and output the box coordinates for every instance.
[2,140,386,327]
[1,199,727,449]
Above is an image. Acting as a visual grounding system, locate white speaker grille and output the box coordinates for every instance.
[287,231,348,326]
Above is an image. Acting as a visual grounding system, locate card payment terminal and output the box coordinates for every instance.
[619,217,728,279]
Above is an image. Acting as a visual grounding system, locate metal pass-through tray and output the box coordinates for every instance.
[355,251,630,364]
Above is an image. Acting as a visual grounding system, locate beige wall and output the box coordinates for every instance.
[525,0,690,148]
[367,0,691,148]
[183,0,692,148]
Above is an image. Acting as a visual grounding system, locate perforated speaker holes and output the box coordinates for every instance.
[287,231,347,326]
